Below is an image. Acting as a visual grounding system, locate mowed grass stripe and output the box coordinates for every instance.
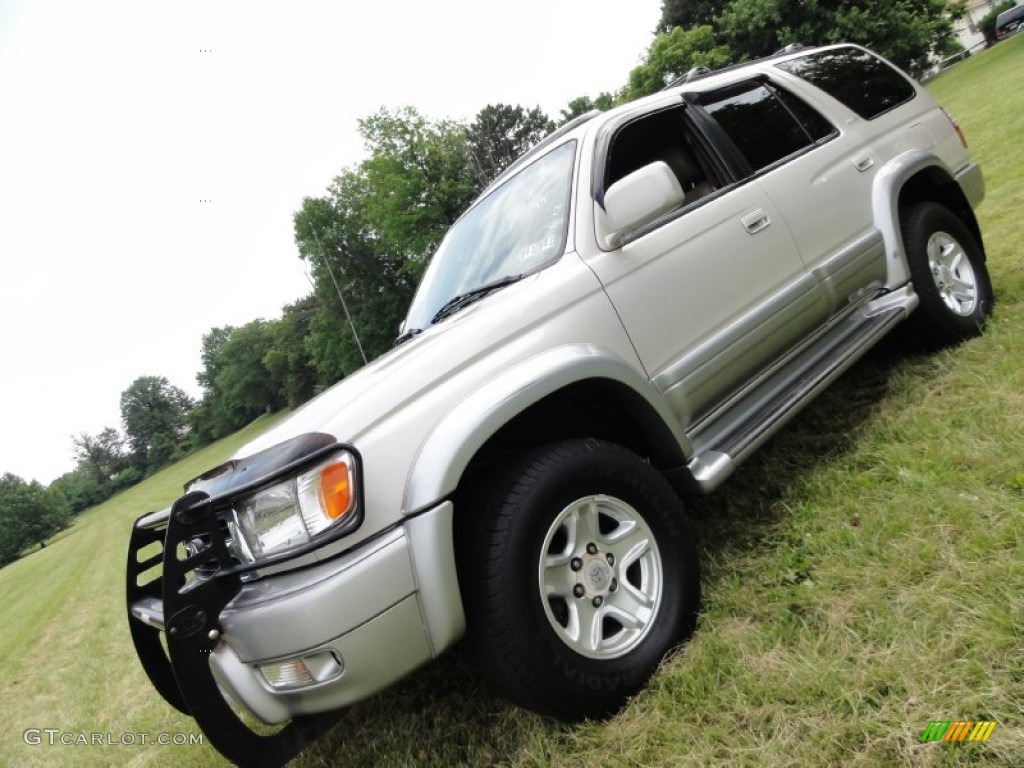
[0,413,290,767]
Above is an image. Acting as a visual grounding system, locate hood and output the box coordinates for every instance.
[228,272,543,461]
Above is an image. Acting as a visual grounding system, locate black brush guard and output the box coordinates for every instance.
[126,491,337,767]
[126,440,362,767]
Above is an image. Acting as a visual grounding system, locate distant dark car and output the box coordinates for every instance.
[996,4,1024,39]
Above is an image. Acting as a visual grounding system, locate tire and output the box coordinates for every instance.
[458,438,700,721]
[900,201,994,349]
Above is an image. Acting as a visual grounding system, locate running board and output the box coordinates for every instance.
[682,288,916,494]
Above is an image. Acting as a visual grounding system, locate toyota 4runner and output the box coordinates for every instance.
[126,44,992,766]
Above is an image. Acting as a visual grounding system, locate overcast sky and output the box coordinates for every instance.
[0,0,660,484]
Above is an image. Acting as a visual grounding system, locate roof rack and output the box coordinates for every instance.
[660,43,811,92]
[774,43,807,55]
[663,66,714,90]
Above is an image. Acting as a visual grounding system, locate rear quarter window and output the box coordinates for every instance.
[776,48,916,120]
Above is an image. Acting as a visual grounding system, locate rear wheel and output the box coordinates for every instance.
[459,439,699,720]
[900,202,993,349]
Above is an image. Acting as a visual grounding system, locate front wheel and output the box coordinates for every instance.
[459,439,700,721]
[900,202,994,349]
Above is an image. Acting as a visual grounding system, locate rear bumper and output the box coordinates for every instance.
[956,162,984,209]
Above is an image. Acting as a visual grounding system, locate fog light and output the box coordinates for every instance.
[257,650,343,690]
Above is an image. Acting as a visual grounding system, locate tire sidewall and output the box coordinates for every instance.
[480,440,697,715]
[903,202,993,343]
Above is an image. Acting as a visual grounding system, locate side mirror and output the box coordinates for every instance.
[604,161,684,244]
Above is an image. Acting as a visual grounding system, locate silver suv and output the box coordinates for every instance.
[126,44,992,765]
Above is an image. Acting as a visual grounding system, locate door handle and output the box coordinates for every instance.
[852,154,875,172]
[741,210,771,234]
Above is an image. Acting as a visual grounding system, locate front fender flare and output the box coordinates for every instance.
[402,343,691,514]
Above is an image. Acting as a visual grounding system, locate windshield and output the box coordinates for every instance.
[403,141,577,332]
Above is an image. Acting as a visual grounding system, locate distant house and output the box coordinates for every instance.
[955,0,1002,50]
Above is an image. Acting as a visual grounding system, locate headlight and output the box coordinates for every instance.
[231,451,358,562]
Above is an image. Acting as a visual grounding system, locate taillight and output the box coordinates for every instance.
[942,107,967,148]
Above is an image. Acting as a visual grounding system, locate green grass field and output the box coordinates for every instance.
[0,415,294,768]
[2,37,1022,767]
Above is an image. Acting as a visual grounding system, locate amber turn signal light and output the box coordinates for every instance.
[319,461,353,520]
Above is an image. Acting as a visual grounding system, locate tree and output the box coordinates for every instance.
[63,428,135,511]
[465,104,554,187]
[716,0,965,77]
[119,376,194,471]
[558,92,615,125]
[356,107,479,259]
[196,326,234,393]
[213,320,283,424]
[48,469,100,515]
[657,0,724,32]
[71,427,125,487]
[0,473,70,565]
[191,326,239,446]
[294,107,479,381]
[187,394,231,447]
[621,26,733,102]
[263,294,321,407]
[294,190,397,383]
[191,319,287,446]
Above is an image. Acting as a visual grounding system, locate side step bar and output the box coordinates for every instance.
[684,289,917,493]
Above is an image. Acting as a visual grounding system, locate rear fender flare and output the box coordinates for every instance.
[872,150,955,287]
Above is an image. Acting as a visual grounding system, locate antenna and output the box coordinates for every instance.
[308,228,369,367]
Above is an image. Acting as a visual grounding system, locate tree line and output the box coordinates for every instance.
[1,0,972,564]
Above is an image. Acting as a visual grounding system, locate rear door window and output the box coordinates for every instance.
[699,82,835,173]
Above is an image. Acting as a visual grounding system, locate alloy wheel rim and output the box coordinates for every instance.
[537,494,663,660]
[927,231,977,316]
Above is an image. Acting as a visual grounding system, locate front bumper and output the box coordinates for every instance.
[126,484,463,766]
[210,525,434,724]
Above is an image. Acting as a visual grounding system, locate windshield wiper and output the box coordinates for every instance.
[430,273,527,325]
[394,326,423,346]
